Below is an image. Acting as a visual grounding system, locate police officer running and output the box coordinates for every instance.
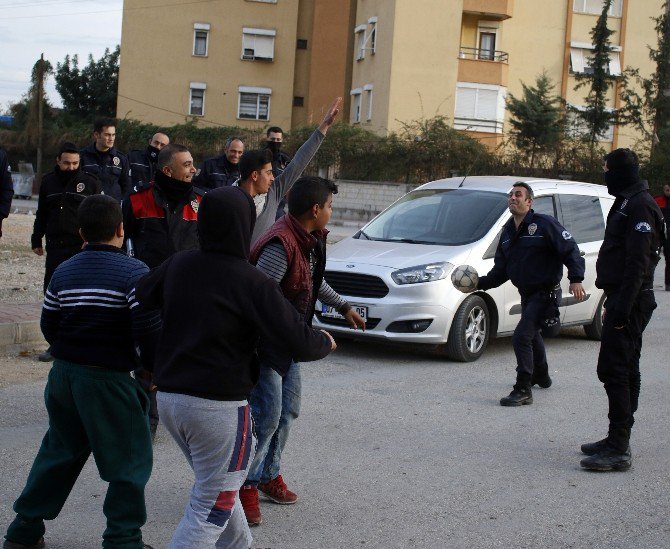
[580,149,663,472]
[474,182,586,406]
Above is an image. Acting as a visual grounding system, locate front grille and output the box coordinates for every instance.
[316,315,381,330]
[323,271,389,298]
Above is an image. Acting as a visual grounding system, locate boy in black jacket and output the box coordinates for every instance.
[136,186,334,548]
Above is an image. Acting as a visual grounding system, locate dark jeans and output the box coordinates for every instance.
[596,289,656,451]
[663,240,670,286]
[512,291,554,383]
[5,360,153,548]
[44,245,81,293]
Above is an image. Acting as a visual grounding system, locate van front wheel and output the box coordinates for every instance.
[444,295,490,362]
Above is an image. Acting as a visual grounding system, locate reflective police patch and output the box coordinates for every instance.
[113,156,120,166]
[191,200,199,213]
[635,221,652,233]
[195,168,201,176]
[621,199,628,210]
[76,183,85,193]
[528,223,537,235]
[562,230,572,240]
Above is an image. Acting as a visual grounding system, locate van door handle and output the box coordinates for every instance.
[579,250,585,257]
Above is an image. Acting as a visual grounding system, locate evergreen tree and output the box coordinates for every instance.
[506,73,562,168]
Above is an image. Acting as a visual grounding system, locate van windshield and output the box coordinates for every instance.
[358,189,508,246]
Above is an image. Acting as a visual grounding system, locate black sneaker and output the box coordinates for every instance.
[581,438,630,455]
[3,537,45,549]
[500,387,533,406]
[531,374,552,389]
[580,445,632,471]
[37,350,53,363]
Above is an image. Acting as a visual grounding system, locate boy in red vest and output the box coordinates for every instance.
[239,176,365,526]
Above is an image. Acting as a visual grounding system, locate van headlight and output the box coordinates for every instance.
[391,262,453,285]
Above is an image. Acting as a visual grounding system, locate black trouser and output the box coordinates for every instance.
[596,289,656,451]
[663,240,670,286]
[134,372,159,435]
[511,290,554,384]
[44,245,81,293]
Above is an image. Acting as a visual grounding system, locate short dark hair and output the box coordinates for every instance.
[266,126,283,137]
[93,117,117,133]
[288,176,338,217]
[225,136,244,149]
[239,149,273,181]
[57,142,79,157]
[512,182,534,200]
[604,148,639,171]
[157,144,190,170]
[78,195,122,243]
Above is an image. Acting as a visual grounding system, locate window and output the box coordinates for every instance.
[477,22,499,60]
[573,0,623,17]
[566,104,615,141]
[364,84,373,121]
[242,28,276,61]
[354,24,366,60]
[189,82,206,116]
[354,18,378,60]
[569,45,621,76]
[558,194,606,243]
[454,83,506,133]
[193,23,210,56]
[238,86,271,120]
[367,17,377,54]
[293,96,304,107]
[350,88,362,123]
[296,38,308,49]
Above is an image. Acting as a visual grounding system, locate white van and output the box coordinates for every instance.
[313,176,613,361]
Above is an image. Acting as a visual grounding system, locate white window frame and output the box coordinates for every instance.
[567,103,615,141]
[242,28,276,61]
[476,21,499,61]
[354,24,366,61]
[193,23,210,57]
[237,86,272,121]
[189,82,206,116]
[573,0,623,17]
[350,88,362,123]
[454,82,506,134]
[367,17,377,55]
[363,84,373,121]
[569,43,622,76]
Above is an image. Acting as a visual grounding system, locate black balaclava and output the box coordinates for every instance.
[266,140,282,161]
[198,186,256,258]
[154,170,193,212]
[604,148,640,197]
[147,145,160,164]
[55,166,80,186]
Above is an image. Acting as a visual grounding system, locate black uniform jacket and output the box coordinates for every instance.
[122,173,204,269]
[0,148,13,219]
[80,143,130,201]
[135,186,331,401]
[31,168,101,249]
[479,210,585,294]
[193,155,240,189]
[128,147,157,192]
[596,180,664,318]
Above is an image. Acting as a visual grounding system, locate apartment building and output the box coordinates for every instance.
[349,0,663,149]
[116,0,356,130]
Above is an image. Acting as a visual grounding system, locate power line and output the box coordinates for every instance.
[0,0,102,10]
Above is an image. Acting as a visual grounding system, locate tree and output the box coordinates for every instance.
[573,0,617,153]
[55,46,120,119]
[506,73,563,168]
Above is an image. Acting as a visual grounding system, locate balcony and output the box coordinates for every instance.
[458,48,509,86]
[462,0,514,20]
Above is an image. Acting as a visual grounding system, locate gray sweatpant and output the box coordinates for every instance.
[157,392,256,549]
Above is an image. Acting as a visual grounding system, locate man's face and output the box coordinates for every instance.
[225,140,244,164]
[150,133,169,150]
[164,151,196,183]
[663,184,670,197]
[508,186,532,217]
[94,126,116,151]
[267,131,283,144]
[56,152,80,171]
[251,163,274,195]
[314,193,333,231]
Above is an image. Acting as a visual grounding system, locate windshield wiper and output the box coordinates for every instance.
[358,230,373,240]
[387,238,433,244]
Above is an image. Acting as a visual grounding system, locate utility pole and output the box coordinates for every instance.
[36,53,45,182]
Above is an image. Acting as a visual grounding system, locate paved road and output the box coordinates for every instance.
[0,290,669,548]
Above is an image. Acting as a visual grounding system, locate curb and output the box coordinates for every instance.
[0,319,46,353]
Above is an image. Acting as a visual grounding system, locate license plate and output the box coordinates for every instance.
[321,304,368,321]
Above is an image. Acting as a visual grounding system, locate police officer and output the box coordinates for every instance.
[122,143,202,439]
[128,131,170,192]
[474,182,585,406]
[193,136,244,189]
[580,149,663,472]
[0,147,13,239]
[80,117,130,201]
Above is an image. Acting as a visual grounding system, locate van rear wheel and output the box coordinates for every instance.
[445,295,490,362]
[583,295,605,340]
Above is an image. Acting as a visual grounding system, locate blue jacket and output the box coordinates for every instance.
[478,210,585,295]
[80,143,130,201]
[193,155,240,189]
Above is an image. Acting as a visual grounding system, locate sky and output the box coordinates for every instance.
[0,0,123,111]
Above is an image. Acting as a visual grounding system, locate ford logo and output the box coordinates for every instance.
[346,264,355,268]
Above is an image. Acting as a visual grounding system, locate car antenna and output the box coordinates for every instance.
[458,143,486,188]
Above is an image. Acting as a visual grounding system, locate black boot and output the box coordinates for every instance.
[581,437,630,456]
[580,445,632,471]
[531,373,552,388]
[501,373,533,406]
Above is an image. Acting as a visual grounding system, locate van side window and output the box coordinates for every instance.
[532,195,556,218]
[558,194,606,243]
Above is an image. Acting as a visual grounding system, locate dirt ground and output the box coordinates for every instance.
[0,212,44,304]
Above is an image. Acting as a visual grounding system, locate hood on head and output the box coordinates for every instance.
[604,148,640,197]
[198,186,256,258]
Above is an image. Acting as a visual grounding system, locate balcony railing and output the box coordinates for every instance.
[454,117,504,134]
[458,47,509,63]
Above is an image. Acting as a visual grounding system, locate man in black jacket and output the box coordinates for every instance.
[0,147,13,239]
[128,132,170,192]
[265,127,292,220]
[136,186,334,549]
[475,182,585,406]
[194,137,244,189]
[580,149,664,472]
[80,117,130,201]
